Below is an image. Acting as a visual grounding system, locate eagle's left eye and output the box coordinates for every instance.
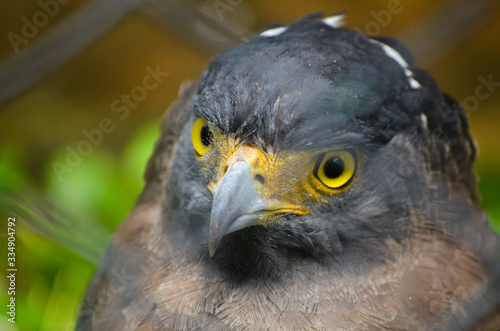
[191,118,213,157]
[314,151,357,189]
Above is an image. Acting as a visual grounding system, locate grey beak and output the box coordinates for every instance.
[208,161,267,256]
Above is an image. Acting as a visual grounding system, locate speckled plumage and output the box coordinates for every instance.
[77,14,500,330]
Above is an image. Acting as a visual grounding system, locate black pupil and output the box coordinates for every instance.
[323,156,344,178]
[201,125,213,147]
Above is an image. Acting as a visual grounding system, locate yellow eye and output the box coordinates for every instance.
[314,151,357,189]
[191,118,213,157]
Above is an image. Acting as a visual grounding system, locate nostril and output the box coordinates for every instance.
[254,174,265,185]
[222,165,228,175]
[253,174,265,192]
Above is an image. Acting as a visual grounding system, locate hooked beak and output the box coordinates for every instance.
[208,147,309,257]
[208,161,267,256]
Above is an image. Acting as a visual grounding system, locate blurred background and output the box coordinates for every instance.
[0,0,499,329]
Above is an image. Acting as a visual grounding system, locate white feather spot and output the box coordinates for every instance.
[369,39,421,89]
[420,113,428,129]
[405,69,421,89]
[260,26,287,37]
[370,39,408,68]
[322,13,346,28]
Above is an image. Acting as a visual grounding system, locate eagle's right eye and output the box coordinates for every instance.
[191,118,214,157]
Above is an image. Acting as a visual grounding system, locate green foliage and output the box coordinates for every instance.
[0,145,28,192]
[44,120,159,232]
[477,168,500,233]
[0,120,159,330]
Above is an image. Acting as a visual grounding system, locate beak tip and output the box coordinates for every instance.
[208,243,217,257]
[208,231,223,257]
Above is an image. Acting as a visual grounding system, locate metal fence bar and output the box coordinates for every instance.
[0,0,144,106]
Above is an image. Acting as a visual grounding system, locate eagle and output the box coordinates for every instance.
[77,13,500,330]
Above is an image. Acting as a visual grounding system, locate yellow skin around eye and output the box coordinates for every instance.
[316,151,356,189]
[191,118,212,156]
[192,121,359,223]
